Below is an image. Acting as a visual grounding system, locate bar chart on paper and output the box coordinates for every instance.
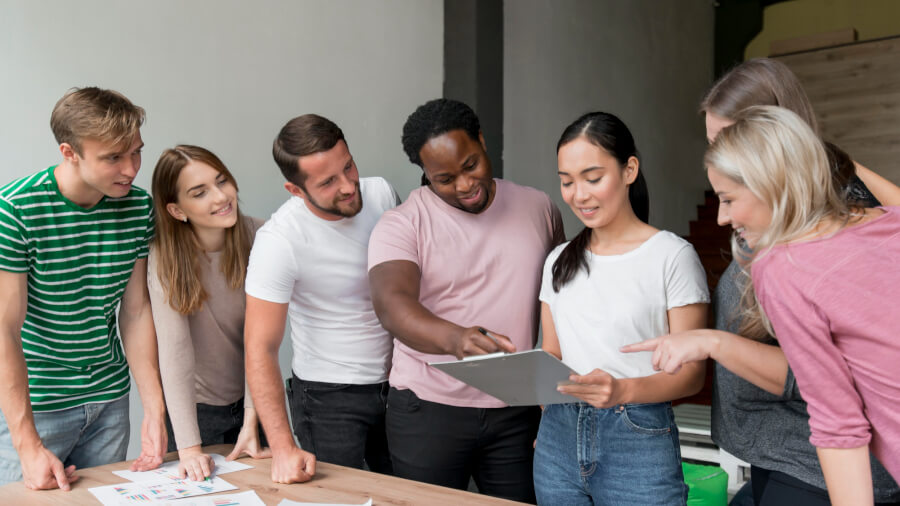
[113,454,252,482]
[89,475,238,504]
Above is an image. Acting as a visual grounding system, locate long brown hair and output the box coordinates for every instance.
[701,58,857,339]
[702,58,856,196]
[151,145,252,315]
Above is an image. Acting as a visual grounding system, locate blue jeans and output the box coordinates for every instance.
[0,394,130,485]
[287,375,392,474]
[533,402,687,506]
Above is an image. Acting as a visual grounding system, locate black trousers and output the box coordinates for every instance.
[752,466,900,506]
[287,375,392,474]
[165,397,267,452]
[385,387,540,504]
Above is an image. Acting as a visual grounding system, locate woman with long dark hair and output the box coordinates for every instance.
[533,112,709,505]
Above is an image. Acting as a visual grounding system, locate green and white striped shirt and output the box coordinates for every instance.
[0,166,154,412]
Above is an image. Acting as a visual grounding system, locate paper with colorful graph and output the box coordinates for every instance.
[88,475,237,504]
[153,490,266,505]
[112,454,252,482]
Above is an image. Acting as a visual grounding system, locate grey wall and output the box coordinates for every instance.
[444,0,504,176]
[504,0,715,237]
[0,0,443,458]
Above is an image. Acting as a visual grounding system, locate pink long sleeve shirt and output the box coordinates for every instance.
[752,206,900,481]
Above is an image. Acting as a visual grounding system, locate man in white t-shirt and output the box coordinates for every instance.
[245,114,398,484]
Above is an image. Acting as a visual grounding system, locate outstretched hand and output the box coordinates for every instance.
[621,330,717,374]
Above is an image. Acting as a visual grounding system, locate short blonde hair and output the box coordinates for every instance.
[705,105,848,337]
[50,87,145,154]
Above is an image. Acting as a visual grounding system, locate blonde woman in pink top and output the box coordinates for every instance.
[627,106,900,506]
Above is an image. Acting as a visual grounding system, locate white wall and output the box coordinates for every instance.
[0,0,443,458]
[503,0,715,237]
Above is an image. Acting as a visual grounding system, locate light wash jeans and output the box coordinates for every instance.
[533,402,687,505]
[0,394,129,485]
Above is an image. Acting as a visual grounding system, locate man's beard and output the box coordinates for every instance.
[307,182,363,218]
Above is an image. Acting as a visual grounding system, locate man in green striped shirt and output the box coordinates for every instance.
[0,88,167,490]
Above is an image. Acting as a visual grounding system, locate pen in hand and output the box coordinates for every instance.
[478,327,505,350]
[467,326,516,356]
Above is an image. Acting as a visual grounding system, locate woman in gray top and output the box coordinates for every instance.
[626,58,900,505]
[149,146,269,482]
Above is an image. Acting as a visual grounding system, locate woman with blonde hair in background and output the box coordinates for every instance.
[627,106,900,505]
[626,58,900,505]
[149,145,268,481]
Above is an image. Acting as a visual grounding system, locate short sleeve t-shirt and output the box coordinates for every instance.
[540,231,709,378]
[245,177,398,384]
[368,179,564,408]
[0,166,154,412]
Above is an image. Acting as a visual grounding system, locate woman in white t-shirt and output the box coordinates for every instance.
[533,112,709,505]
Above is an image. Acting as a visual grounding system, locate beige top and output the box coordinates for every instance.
[148,216,263,450]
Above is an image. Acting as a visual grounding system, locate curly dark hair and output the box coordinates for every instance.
[401,98,481,167]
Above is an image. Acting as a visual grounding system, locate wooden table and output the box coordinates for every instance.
[0,444,525,505]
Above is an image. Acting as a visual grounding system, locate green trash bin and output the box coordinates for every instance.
[683,462,728,506]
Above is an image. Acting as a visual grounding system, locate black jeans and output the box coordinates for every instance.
[287,375,392,474]
[165,397,267,452]
[751,466,900,506]
[386,387,540,504]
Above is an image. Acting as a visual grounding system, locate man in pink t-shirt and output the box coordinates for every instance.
[368,99,564,503]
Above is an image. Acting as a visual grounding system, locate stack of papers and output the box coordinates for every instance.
[155,490,266,506]
[277,499,373,506]
[112,454,252,482]
[88,454,254,505]
[89,476,238,504]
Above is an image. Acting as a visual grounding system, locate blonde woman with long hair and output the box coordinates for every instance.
[631,58,900,506]
[149,146,268,481]
[627,106,900,506]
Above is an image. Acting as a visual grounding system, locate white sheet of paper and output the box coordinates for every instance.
[112,453,252,482]
[88,475,237,504]
[153,490,266,506]
[277,498,373,506]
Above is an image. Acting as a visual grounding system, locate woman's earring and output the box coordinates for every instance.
[182,217,188,223]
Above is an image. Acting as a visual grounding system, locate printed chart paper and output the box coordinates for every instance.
[277,498,373,506]
[154,490,266,506]
[88,475,237,504]
[113,454,252,482]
